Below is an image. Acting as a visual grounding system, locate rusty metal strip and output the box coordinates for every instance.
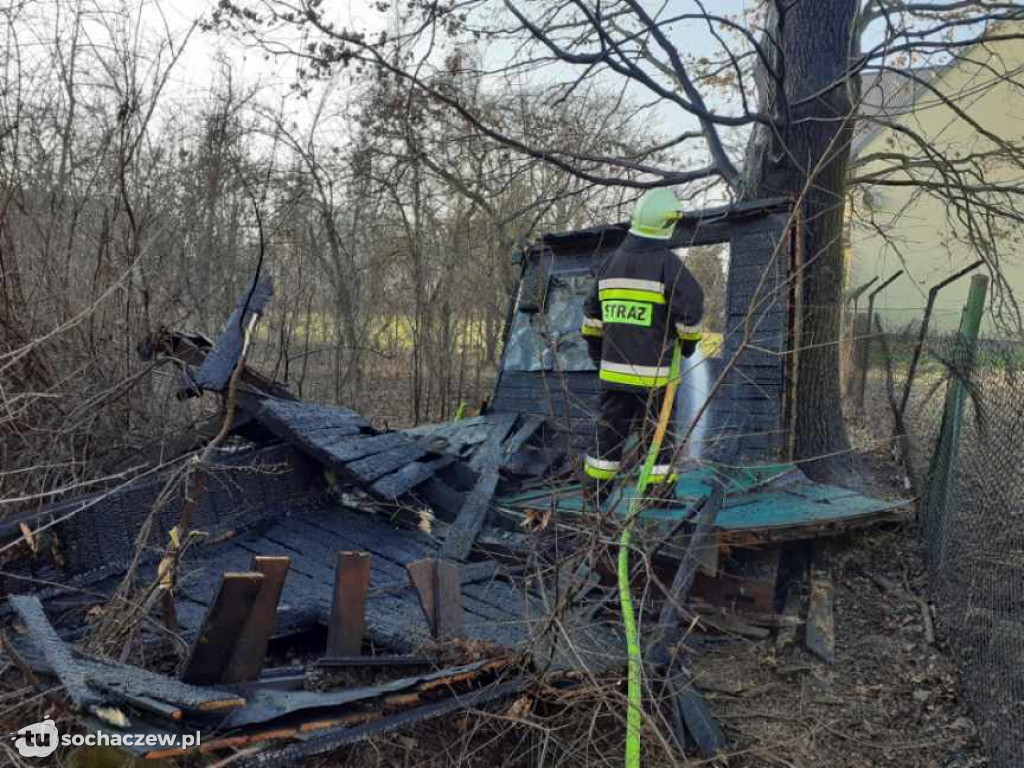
[316,655,432,668]
[235,680,528,768]
[144,660,517,760]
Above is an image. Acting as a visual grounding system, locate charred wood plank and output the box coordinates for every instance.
[805,542,836,664]
[326,552,372,657]
[417,454,458,473]
[7,595,104,713]
[668,674,727,759]
[256,399,370,439]
[406,417,505,461]
[90,683,189,722]
[434,561,463,639]
[309,432,410,466]
[182,572,265,685]
[441,471,499,561]
[245,666,306,692]
[413,477,465,522]
[406,559,437,633]
[459,560,502,584]
[368,461,436,500]
[646,420,748,664]
[406,559,462,638]
[144,664,520,759]
[500,415,545,465]
[368,462,436,505]
[220,659,510,731]
[468,414,518,473]
[146,329,295,403]
[222,556,291,684]
[9,635,246,713]
[82,658,244,713]
[646,485,726,667]
[347,443,426,484]
[195,278,274,392]
[775,584,804,653]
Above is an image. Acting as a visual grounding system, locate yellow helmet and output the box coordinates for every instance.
[629,189,685,240]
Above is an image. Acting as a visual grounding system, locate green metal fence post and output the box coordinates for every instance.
[924,273,988,568]
[856,270,903,412]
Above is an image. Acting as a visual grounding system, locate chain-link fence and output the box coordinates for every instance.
[846,286,1024,767]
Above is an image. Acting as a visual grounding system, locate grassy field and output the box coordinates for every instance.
[257,312,493,350]
[259,310,726,358]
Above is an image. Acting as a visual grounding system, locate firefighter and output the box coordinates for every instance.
[580,188,704,502]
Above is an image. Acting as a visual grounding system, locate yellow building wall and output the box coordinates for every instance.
[848,30,1024,334]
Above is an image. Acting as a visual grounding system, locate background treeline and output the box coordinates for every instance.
[0,6,707,511]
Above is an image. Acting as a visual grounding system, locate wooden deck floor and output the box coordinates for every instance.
[55,502,623,672]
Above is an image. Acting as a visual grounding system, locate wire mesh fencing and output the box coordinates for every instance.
[848,301,1024,768]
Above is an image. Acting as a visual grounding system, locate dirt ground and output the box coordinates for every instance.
[325,438,990,768]
[332,536,987,768]
[689,427,987,768]
[693,526,986,768]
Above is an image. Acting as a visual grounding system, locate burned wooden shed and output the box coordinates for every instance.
[489,196,798,460]
[0,208,912,764]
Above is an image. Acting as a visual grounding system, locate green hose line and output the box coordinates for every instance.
[618,344,682,768]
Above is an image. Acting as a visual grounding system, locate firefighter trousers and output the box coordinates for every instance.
[584,387,677,485]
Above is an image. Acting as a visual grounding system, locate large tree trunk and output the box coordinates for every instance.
[741,0,859,481]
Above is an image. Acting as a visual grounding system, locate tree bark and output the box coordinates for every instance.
[741,0,859,481]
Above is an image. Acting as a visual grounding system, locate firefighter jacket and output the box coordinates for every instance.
[580,233,704,390]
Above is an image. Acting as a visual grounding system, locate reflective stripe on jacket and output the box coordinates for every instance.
[580,234,704,390]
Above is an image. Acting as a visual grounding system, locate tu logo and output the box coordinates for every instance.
[11,718,59,758]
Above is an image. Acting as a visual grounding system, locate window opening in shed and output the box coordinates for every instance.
[502,270,595,373]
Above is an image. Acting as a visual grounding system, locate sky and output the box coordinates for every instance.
[125,0,755,135]
[33,0,977,194]
[38,0,973,130]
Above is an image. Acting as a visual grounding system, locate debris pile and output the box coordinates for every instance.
[8,593,526,765]
[0,276,914,764]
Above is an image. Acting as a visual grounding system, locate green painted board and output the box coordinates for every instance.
[496,464,909,535]
[716,491,908,531]
[674,463,797,500]
[501,464,798,507]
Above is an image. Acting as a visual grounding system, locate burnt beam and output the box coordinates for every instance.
[442,471,499,561]
[222,556,291,684]
[325,552,372,657]
[8,595,103,713]
[406,559,463,639]
[182,571,265,685]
